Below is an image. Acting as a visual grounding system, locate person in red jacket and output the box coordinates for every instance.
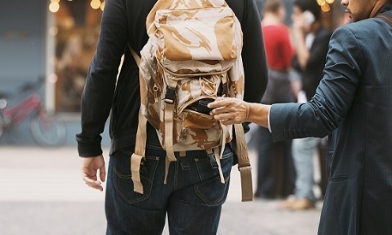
[253,0,296,199]
[279,0,331,210]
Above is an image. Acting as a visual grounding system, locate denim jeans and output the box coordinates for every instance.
[292,137,320,202]
[105,144,234,235]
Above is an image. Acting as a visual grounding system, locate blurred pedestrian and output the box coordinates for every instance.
[253,0,296,199]
[208,0,392,233]
[279,0,332,210]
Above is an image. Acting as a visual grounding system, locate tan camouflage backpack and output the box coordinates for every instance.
[130,0,253,201]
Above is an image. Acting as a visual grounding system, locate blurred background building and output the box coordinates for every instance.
[0,0,345,146]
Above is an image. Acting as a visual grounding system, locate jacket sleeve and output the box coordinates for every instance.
[269,26,362,142]
[76,0,128,157]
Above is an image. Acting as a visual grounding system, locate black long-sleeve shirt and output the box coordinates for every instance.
[76,0,268,157]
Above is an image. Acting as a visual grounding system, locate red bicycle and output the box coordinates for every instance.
[0,78,66,147]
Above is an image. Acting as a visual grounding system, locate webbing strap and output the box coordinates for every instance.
[239,165,253,202]
[131,153,144,194]
[163,102,177,184]
[213,147,225,184]
[129,45,141,66]
[234,123,253,202]
[163,102,176,162]
[128,45,146,194]
[131,109,148,194]
[209,121,229,185]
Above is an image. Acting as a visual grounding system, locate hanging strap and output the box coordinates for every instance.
[130,109,148,194]
[129,45,177,192]
[234,123,253,202]
[129,45,141,66]
[162,83,178,184]
[212,123,229,185]
[376,13,392,28]
[129,45,147,193]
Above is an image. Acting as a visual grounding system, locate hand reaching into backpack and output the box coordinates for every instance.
[81,155,106,191]
[208,97,250,125]
[208,97,271,128]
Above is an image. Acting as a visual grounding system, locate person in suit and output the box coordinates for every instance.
[208,0,392,234]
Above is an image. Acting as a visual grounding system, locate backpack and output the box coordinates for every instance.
[130,0,253,202]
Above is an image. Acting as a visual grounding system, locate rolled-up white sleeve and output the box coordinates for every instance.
[268,106,272,132]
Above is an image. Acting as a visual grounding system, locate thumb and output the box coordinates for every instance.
[99,165,106,183]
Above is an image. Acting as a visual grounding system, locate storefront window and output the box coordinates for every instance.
[51,0,104,113]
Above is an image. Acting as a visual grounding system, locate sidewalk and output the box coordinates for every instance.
[0,146,322,235]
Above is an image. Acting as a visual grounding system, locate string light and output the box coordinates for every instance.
[321,2,331,12]
[49,1,60,13]
[49,0,105,13]
[90,0,101,10]
[316,0,335,12]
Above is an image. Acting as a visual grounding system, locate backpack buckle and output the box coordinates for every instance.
[164,87,176,104]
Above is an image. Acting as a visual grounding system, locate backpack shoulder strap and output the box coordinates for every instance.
[128,44,141,67]
[127,44,146,194]
[376,13,392,28]
[233,123,253,202]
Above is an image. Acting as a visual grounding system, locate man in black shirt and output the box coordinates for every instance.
[76,0,268,234]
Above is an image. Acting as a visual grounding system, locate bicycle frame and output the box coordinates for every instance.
[1,94,42,127]
[0,78,67,147]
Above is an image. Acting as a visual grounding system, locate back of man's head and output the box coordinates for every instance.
[293,0,321,21]
[263,0,283,14]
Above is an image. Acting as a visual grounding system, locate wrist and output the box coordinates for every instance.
[247,103,270,128]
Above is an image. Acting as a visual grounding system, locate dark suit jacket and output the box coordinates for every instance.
[269,5,392,235]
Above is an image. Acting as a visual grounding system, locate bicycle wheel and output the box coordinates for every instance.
[30,114,67,147]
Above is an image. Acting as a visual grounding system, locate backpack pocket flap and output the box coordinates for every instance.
[155,7,238,61]
[183,109,216,129]
[175,74,224,113]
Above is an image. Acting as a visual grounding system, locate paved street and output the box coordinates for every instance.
[0,146,322,235]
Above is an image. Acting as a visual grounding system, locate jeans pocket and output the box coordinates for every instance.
[112,149,160,204]
[193,151,233,205]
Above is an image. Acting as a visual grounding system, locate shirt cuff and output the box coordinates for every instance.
[268,105,272,132]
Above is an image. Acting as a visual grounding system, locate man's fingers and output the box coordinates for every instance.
[213,113,231,121]
[83,175,103,191]
[80,155,106,191]
[99,166,106,183]
[208,98,231,109]
[210,104,232,116]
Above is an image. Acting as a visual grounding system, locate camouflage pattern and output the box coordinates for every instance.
[139,0,245,151]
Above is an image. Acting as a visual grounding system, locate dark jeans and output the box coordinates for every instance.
[105,144,234,235]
